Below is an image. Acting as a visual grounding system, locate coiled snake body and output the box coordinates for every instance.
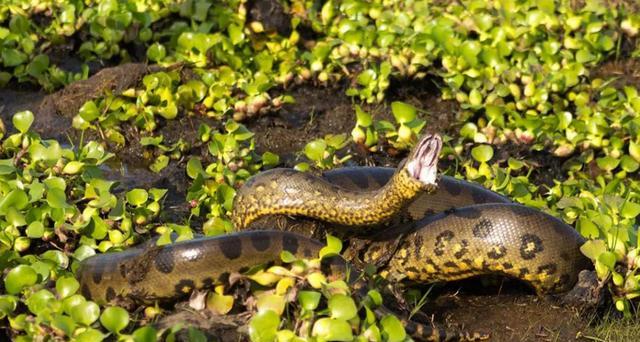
[77,134,590,341]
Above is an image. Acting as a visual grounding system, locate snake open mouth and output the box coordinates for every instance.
[406,134,442,186]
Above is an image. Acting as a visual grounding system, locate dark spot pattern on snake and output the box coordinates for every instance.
[174,279,196,294]
[520,234,544,260]
[251,233,271,251]
[282,234,299,255]
[442,180,462,196]
[91,264,103,284]
[81,283,92,298]
[106,287,116,302]
[487,244,507,259]
[472,219,494,238]
[220,235,242,260]
[434,230,454,256]
[154,252,174,274]
[537,263,557,275]
[454,239,469,258]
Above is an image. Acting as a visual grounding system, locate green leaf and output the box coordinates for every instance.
[149,155,170,173]
[355,105,372,126]
[126,189,149,206]
[320,234,342,259]
[2,49,27,67]
[471,145,494,163]
[147,43,166,62]
[304,139,327,162]
[12,111,34,134]
[621,201,640,219]
[367,289,383,306]
[328,294,357,320]
[56,277,79,299]
[47,188,69,208]
[578,217,599,238]
[26,54,49,77]
[62,161,85,174]
[51,314,76,337]
[228,24,245,45]
[312,318,353,341]
[249,310,280,342]
[71,301,100,326]
[629,141,640,162]
[391,101,417,124]
[298,291,322,311]
[133,326,158,342]
[4,265,38,294]
[0,295,18,319]
[597,251,617,270]
[75,328,105,342]
[100,306,130,333]
[26,289,55,314]
[381,315,407,342]
[256,294,285,315]
[79,101,100,122]
[596,156,620,172]
[261,152,280,168]
[580,239,607,261]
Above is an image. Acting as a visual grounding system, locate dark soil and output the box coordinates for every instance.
[1,60,633,341]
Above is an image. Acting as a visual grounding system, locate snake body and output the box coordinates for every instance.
[76,134,590,340]
[77,231,328,303]
[233,134,442,229]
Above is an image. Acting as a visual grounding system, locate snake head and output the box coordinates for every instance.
[405,133,442,191]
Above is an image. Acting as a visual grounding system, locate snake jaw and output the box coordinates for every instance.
[406,134,442,188]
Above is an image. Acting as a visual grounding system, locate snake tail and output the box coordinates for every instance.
[76,231,335,304]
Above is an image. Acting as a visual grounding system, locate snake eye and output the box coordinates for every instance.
[406,134,441,186]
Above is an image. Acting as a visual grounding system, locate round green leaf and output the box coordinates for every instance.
[4,265,38,294]
[12,111,34,133]
[391,101,417,124]
[26,221,45,238]
[126,189,149,206]
[71,301,100,326]
[147,43,166,62]
[0,295,18,319]
[100,306,130,333]
[79,101,100,122]
[381,315,407,342]
[47,188,69,208]
[298,291,322,311]
[133,326,158,342]
[62,161,85,175]
[56,276,79,299]
[26,289,55,314]
[249,310,280,342]
[328,294,357,320]
[51,314,76,336]
[471,145,494,163]
[304,139,327,162]
[75,328,105,342]
[312,317,353,341]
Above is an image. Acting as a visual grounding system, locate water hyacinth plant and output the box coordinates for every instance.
[1,0,640,340]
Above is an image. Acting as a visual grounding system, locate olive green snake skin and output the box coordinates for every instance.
[77,134,590,341]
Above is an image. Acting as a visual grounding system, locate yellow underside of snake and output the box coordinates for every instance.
[76,134,590,341]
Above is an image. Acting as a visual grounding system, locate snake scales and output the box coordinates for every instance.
[77,134,590,341]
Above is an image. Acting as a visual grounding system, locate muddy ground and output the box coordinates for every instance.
[2,60,639,340]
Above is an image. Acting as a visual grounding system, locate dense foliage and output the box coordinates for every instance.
[1,0,640,341]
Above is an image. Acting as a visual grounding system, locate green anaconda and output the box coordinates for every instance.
[77,134,590,341]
